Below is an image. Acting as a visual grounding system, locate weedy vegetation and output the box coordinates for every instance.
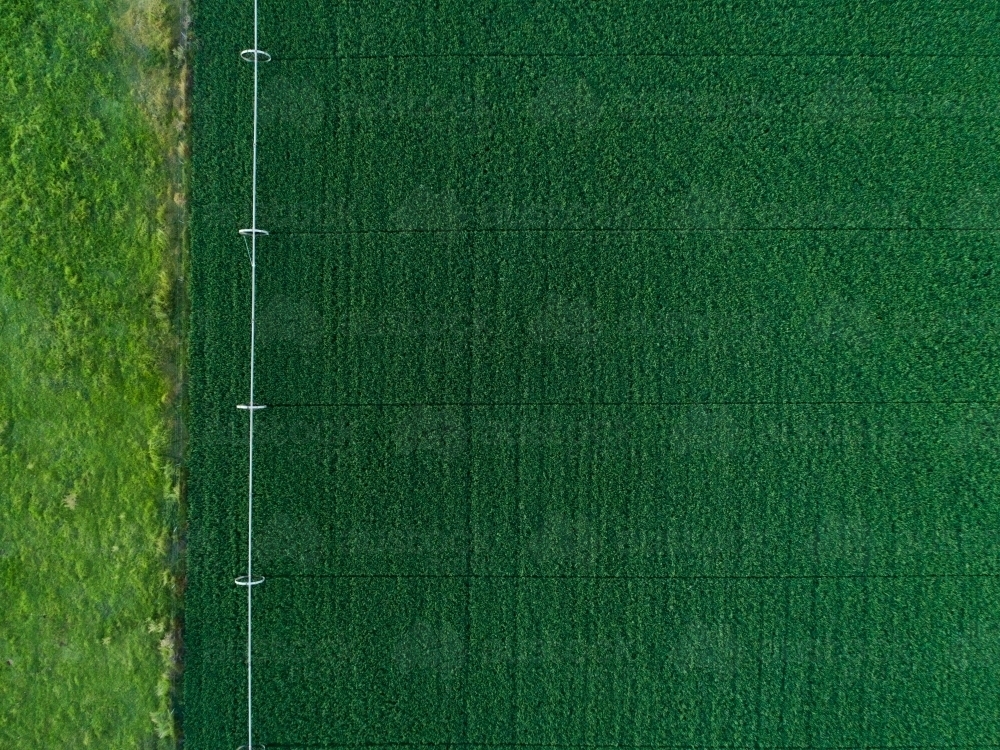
[0,0,188,747]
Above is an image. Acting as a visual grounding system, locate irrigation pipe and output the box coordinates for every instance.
[236,0,270,746]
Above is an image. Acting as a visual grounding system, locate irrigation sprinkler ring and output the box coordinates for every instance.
[235,576,265,587]
[240,49,271,62]
[238,228,269,236]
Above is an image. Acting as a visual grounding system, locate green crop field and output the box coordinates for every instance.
[0,0,186,747]
[187,2,1000,748]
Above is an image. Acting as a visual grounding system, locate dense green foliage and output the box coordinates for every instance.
[0,0,183,747]
[189,1,1000,748]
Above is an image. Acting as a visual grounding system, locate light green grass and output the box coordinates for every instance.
[0,0,186,747]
